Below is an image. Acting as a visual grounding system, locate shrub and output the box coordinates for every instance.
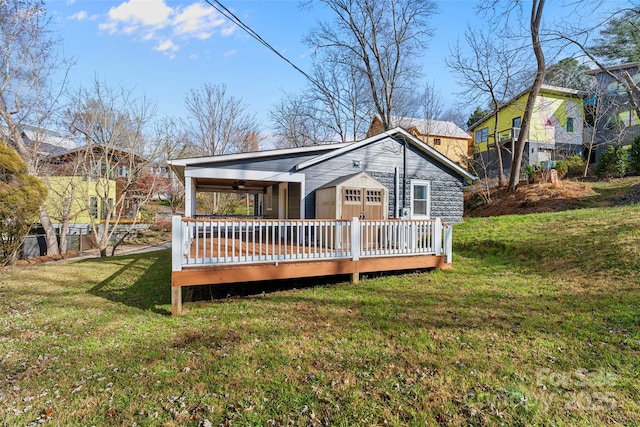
[523,164,536,183]
[553,160,568,178]
[596,146,629,179]
[629,134,640,175]
[565,154,586,176]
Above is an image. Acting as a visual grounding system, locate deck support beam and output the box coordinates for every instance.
[171,285,182,316]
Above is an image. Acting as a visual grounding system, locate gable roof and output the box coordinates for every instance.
[468,84,589,131]
[168,142,350,168]
[584,62,640,75]
[168,128,477,183]
[296,127,477,181]
[317,171,386,190]
[390,116,471,139]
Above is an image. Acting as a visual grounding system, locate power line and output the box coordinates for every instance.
[202,0,374,134]
[204,0,317,85]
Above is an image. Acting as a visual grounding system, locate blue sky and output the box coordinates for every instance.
[46,0,621,133]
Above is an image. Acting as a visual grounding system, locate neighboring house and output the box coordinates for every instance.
[42,144,147,222]
[367,115,472,168]
[584,62,640,163]
[41,175,116,225]
[169,127,477,225]
[469,84,586,177]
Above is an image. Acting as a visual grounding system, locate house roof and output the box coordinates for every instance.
[296,127,477,181]
[584,62,640,75]
[169,128,477,183]
[168,142,350,168]
[389,116,471,139]
[46,143,147,163]
[317,171,387,190]
[467,84,589,131]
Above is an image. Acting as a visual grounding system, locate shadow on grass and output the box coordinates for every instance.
[86,249,172,315]
[189,274,353,302]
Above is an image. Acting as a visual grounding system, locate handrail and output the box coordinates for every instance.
[172,216,451,270]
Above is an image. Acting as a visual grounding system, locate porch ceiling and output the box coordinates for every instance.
[194,177,277,194]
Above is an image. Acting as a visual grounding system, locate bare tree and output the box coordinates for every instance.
[183,84,261,156]
[153,116,184,214]
[39,153,85,254]
[447,27,530,186]
[0,0,72,256]
[270,92,335,148]
[476,0,548,190]
[271,57,372,147]
[553,8,640,122]
[420,80,444,121]
[67,79,159,257]
[441,106,468,131]
[304,0,438,131]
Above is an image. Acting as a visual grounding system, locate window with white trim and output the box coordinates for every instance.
[410,180,431,218]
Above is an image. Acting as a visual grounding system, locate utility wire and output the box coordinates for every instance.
[202,0,374,137]
[204,0,318,86]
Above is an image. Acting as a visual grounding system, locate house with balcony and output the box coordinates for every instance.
[584,62,640,163]
[367,115,473,168]
[167,127,477,315]
[469,84,587,177]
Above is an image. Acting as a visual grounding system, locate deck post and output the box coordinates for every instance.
[171,286,182,316]
[171,215,183,315]
[351,217,360,261]
[444,224,453,264]
[434,218,443,256]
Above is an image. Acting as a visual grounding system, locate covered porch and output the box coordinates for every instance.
[171,216,452,315]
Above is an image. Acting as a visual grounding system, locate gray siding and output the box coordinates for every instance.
[302,136,466,224]
[288,182,301,219]
[188,135,467,224]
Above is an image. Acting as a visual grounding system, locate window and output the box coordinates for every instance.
[344,188,361,204]
[512,117,521,129]
[365,190,382,205]
[103,198,114,219]
[89,197,98,219]
[410,180,430,218]
[474,127,488,143]
[567,117,574,132]
[117,165,129,177]
[433,138,441,145]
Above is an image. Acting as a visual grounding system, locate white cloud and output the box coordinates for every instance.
[68,11,98,21]
[223,49,237,58]
[155,39,179,53]
[107,0,172,27]
[98,0,237,58]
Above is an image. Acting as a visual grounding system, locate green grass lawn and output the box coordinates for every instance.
[1,205,639,426]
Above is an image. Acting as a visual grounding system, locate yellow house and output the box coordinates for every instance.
[42,176,117,225]
[367,115,472,168]
[469,85,586,171]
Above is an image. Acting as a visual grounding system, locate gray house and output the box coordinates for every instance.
[168,128,477,314]
[168,127,476,224]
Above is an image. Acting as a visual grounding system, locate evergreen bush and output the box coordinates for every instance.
[596,146,629,179]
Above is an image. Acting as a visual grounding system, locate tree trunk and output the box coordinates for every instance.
[39,205,60,256]
[492,110,505,186]
[59,221,69,255]
[508,0,546,192]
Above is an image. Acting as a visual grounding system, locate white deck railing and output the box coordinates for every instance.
[172,216,452,272]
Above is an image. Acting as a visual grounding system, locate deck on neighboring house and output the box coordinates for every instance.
[171,216,453,315]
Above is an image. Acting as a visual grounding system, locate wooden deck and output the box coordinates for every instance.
[171,216,452,315]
